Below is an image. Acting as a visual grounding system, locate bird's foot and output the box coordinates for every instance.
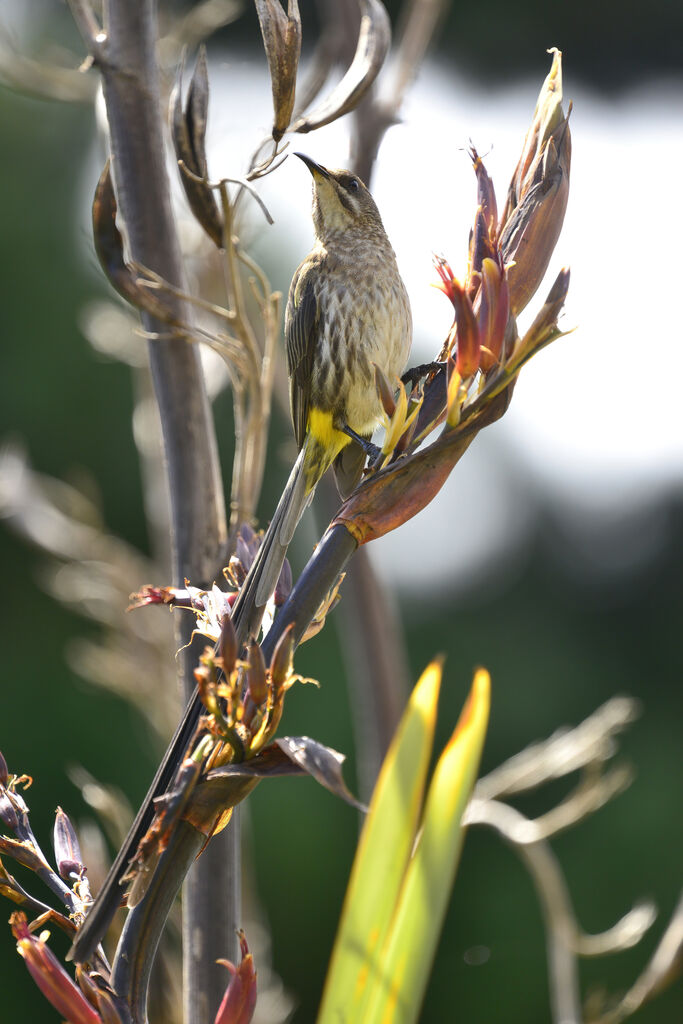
[401,360,446,389]
[341,424,382,463]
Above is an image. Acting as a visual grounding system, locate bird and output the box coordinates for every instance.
[236,152,413,634]
[69,154,412,963]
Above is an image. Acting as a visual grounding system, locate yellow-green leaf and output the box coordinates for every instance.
[363,668,491,1023]
[317,660,442,1023]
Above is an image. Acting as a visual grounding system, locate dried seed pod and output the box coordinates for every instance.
[92,164,180,323]
[255,0,302,142]
[291,0,391,133]
[170,48,224,247]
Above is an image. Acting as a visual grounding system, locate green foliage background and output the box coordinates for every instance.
[1,4,681,1021]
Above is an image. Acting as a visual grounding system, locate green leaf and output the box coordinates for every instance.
[363,668,491,1023]
[317,660,443,1022]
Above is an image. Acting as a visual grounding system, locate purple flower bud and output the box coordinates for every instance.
[0,791,19,831]
[53,807,84,881]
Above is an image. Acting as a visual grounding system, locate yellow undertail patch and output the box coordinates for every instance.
[304,407,351,491]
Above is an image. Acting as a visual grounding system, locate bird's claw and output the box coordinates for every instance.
[401,360,446,389]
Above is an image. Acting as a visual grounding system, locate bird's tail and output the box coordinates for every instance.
[67,439,329,964]
[233,441,312,639]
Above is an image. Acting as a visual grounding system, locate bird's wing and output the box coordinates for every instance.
[285,258,320,449]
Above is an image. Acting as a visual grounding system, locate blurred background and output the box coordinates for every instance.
[0,1,681,1021]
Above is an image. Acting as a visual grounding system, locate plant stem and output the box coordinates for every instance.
[111,822,206,1024]
[71,1,235,1019]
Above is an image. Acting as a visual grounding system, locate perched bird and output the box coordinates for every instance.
[237,152,412,633]
[69,155,411,962]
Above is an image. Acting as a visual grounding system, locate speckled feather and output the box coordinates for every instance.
[257,159,412,608]
[285,190,412,481]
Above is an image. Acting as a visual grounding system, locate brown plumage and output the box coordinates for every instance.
[245,153,412,616]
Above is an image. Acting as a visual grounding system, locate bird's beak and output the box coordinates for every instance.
[294,152,330,180]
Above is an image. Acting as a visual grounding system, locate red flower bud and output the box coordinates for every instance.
[214,930,257,1024]
[11,913,102,1024]
[450,278,481,378]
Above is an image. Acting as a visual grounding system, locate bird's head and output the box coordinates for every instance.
[295,153,384,243]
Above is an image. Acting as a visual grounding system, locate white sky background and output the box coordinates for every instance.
[195,55,683,594]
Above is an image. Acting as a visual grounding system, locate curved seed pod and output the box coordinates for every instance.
[91,161,138,306]
[170,48,223,248]
[255,0,302,142]
[291,0,391,134]
[92,163,181,323]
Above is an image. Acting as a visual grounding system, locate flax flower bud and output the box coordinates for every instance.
[471,146,498,238]
[270,623,295,695]
[499,48,571,316]
[451,278,481,378]
[11,913,102,1024]
[53,807,84,881]
[246,641,268,708]
[214,932,257,1024]
[477,257,510,372]
[219,612,238,677]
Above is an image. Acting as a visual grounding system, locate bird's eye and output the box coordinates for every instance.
[347,178,359,191]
